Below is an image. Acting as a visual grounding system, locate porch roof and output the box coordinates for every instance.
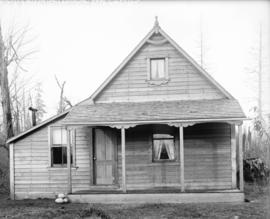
[62,99,246,125]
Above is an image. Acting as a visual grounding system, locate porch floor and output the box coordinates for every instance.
[69,188,244,204]
[72,188,241,194]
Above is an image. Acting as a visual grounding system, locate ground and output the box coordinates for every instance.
[0,184,269,219]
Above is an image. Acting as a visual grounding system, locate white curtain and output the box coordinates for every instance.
[151,59,165,79]
[154,140,163,160]
[164,140,174,160]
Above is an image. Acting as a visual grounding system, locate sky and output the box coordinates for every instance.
[0,1,269,120]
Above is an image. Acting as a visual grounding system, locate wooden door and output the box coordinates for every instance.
[94,128,117,185]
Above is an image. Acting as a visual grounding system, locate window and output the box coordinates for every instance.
[153,134,175,161]
[150,58,165,80]
[50,127,75,167]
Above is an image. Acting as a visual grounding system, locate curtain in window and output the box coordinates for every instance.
[154,139,174,160]
[151,59,165,79]
[154,140,163,160]
[164,140,174,160]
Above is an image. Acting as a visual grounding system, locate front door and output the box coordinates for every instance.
[94,128,117,185]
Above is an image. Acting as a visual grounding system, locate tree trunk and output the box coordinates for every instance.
[0,25,14,141]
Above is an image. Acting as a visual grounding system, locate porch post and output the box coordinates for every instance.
[179,126,185,192]
[121,127,126,193]
[67,128,72,194]
[238,124,244,191]
[231,124,237,188]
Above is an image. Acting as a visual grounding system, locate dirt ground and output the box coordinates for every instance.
[0,183,269,219]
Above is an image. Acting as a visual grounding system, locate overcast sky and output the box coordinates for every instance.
[0,1,269,119]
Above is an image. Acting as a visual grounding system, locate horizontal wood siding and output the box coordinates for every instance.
[13,118,92,199]
[116,123,231,190]
[184,123,232,190]
[117,125,181,189]
[95,33,225,103]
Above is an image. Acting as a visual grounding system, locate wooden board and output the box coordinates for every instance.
[68,192,244,204]
[94,128,117,185]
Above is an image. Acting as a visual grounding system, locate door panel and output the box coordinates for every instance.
[94,128,116,185]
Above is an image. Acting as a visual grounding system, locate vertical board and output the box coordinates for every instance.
[94,128,116,185]
[9,143,14,200]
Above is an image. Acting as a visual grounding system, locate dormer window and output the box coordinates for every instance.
[147,56,169,85]
[150,58,165,80]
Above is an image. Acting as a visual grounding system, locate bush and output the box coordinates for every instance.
[0,164,9,194]
[244,157,270,184]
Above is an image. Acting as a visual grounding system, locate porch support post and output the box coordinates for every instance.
[231,124,237,188]
[9,143,15,200]
[238,124,244,192]
[179,126,185,192]
[67,128,72,194]
[121,127,127,193]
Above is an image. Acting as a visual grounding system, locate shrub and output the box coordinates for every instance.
[244,157,270,184]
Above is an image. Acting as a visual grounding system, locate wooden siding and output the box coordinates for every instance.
[115,123,232,190]
[13,117,92,199]
[13,121,232,198]
[184,123,232,190]
[95,33,225,103]
[117,125,181,189]
[116,123,232,190]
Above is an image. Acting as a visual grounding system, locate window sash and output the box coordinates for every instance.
[152,133,176,162]
[150,58,165,80]
[49,126,75,167]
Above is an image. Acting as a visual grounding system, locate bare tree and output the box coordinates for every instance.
[0,23,37,149]
[0,25,13,147]
[55,75,72,114]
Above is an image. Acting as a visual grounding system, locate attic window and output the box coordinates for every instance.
[150,58,165,79]
[147,57,169,85]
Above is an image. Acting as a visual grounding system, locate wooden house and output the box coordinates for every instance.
[7,19,246,203]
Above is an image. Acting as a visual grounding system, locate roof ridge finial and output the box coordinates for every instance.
[154,16,159,27]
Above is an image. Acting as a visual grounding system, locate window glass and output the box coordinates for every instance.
[150,58,165,79]
[153,134,175,161]
[51,127,73,167]
[52,128,67,145]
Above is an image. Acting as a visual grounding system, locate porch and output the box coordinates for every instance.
[62,121,244,202]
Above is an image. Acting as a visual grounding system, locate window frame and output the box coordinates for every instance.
[152,133,176,163]
[146,56,169,85]
[48,126,76,168]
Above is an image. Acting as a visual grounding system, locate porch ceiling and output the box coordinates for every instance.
[62,99,246,125]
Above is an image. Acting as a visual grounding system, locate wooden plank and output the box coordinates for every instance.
[238,124,244,191]
[231,124,237,188]
[179,126,185,192]
[9,143,15,200]
[67,129,72,194]
[121,127,126,192]
[68,192,244,204]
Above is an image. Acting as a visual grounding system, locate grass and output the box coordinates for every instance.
[0,183,269,219]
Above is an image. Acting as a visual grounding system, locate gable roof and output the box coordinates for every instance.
[90,19,234,101]
[63,99,246,126]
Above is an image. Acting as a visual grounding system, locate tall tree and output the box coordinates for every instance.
[0,25,13,143]
[258,23,262,118]
[0,23,37,148]
[34,82,46,124]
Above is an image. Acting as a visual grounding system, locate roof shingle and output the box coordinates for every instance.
[62,99,246,125]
